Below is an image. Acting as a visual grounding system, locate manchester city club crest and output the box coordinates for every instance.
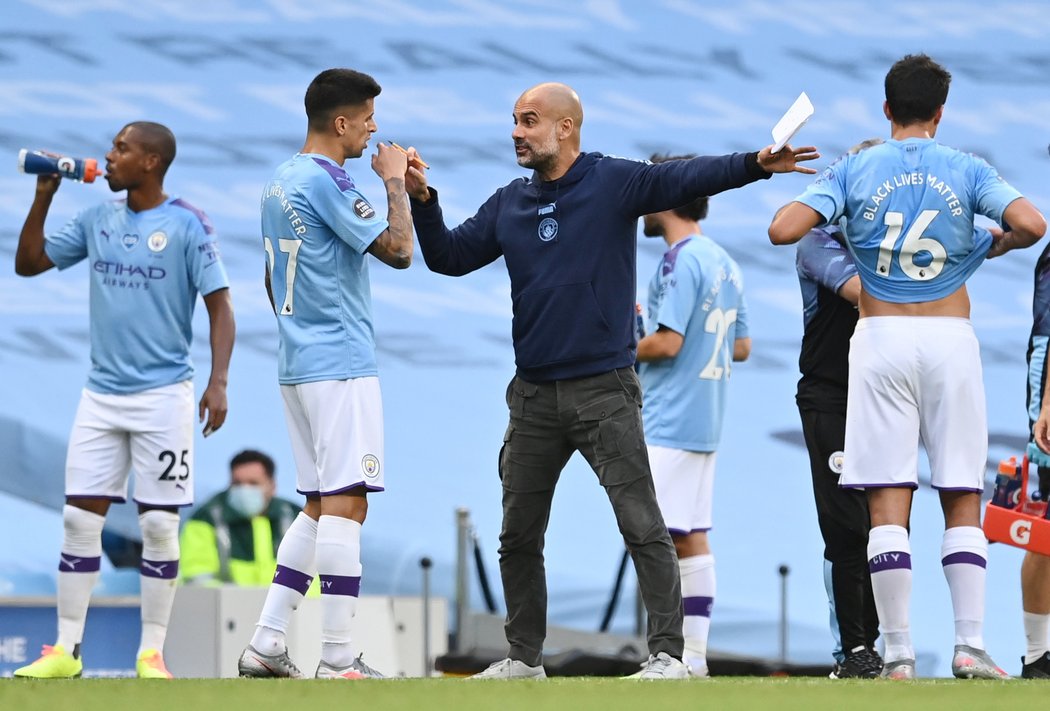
[538,217,559,242]
[828,451,845,474]
[147,231,168,252]
[362,454,381,479]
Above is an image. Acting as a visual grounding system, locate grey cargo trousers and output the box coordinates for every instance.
[497,366,684,666]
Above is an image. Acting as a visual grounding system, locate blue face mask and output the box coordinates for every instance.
[227,484,266,518]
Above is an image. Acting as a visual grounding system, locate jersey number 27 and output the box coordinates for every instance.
[264,237,302,315]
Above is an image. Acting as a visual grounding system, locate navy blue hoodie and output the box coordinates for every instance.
[411,151,769,382]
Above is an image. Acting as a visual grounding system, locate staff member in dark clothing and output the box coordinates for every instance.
[795,225,881,678]
[405,82,819,679]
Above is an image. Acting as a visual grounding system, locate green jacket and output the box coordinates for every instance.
[180,491,307,588]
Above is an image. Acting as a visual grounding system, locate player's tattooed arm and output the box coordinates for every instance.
[368,143,414,269]
[369,176,414,269]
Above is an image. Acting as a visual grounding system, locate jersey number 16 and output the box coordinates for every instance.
[875,210,947,281]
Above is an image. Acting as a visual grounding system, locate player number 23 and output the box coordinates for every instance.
[263,236,302,315]
[699,307,738,381]
[875,210,946,281]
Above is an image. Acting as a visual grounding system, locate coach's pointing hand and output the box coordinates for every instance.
[758,144,821,174]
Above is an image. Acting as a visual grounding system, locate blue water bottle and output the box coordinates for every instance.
[991,456,1023,508]
[18,149,101,183]
[635,303,646,341]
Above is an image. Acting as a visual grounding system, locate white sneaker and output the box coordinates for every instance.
[468,658,546,679]
[625,652,691,679]
[684,655,709,678]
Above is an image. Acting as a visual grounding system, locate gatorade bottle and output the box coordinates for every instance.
[18,149,102,183]
[991,456,1023,508]
[635,303,646,342]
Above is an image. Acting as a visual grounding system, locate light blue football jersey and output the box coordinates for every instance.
[45,197,229,394]
[639,235,748,452]
[796,138,1022,303]
[261,153,389,385]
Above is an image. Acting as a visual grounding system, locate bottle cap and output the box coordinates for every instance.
[999,456,1019,476]
[82,158,101,183]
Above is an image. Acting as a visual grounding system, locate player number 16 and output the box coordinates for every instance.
[875,209,947,281]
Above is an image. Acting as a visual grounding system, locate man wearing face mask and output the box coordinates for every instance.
[180,450,302,587]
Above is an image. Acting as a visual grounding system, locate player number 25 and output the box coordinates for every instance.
[875,209,946,281]
[263,236,303,315]
[699,307,738,381]
[158,449,190,481]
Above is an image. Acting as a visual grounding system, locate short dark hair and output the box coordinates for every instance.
[230,449,276,480]
[124,121,176,175]
[650,153,709,222]
[305,68,382,132]
[884,54,951,127]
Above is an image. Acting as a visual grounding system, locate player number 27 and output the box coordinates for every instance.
[263,237,302,315]
[875,209,946,281]
[699,307,738,381]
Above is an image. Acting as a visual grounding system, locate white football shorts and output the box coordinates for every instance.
[65,380,195,507]
[841,316,987,492]
[648,444,716,534]
[280,376,385,496]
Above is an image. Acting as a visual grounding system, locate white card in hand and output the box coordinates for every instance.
[771,92,814,154]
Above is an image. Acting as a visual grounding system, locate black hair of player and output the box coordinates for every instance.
[124,121,176,176]
[230,449,276,480]
[305,68,382,132]
[650,153,709,222]
[884,54,951,127]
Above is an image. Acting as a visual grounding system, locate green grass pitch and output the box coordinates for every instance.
[0,677,1042,711]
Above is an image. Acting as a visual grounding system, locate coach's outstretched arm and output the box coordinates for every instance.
[406,152,504,277]
[768,201,824,245]
[15,174,59,276]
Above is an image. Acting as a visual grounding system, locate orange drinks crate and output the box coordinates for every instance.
[983,454,1050,555]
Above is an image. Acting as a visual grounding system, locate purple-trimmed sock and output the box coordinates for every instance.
[56,505,105,650]
[317,515,362,668]
[680,554,715,664]
[253,512,317,656]
[868,524,913,662]
[139,509,181,654]
[942,526,988,649]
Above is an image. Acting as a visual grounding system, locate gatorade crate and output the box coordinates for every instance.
[983,454,1050,555]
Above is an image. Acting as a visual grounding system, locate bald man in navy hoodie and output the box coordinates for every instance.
[407,83,818,679]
